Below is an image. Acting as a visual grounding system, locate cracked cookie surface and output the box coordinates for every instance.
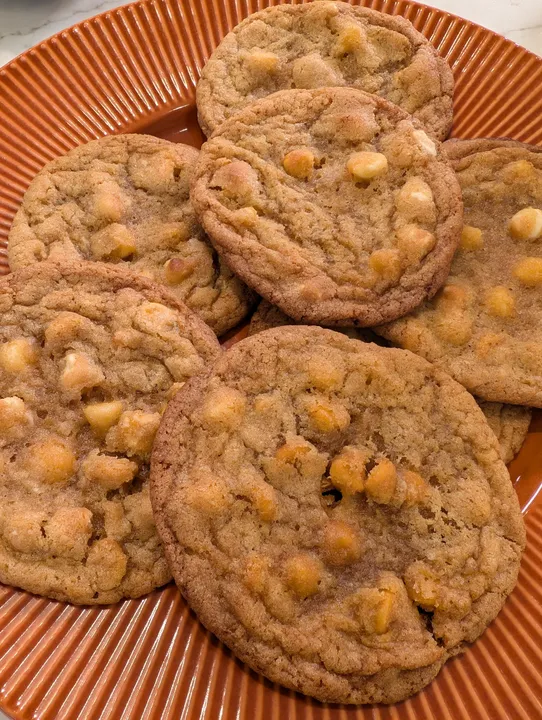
[191,87,462,327]
[0,261,220,604]
[196,1,453,139]
[377,141,542,406]
[151,326,524,704]
[8,134,254,336]
[249,300,531,463]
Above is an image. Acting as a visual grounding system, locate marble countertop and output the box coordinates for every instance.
[0,0,540,67]
[0,1,540,719]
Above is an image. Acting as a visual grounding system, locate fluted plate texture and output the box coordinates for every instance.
[0,1,541,718]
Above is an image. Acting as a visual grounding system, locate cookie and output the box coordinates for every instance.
[248,299,292,336]
[191,87,462,327]
[8,134,254,336]
[196,1,453,140]
[377,141,542,406]
[444,137,542,162]
[249,302,531,463]
[478,402,531,464]
[151,326,524,704]
[0,261,220,604]
[248,299,382,344]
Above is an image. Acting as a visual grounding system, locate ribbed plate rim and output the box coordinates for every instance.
[0,1,541,719]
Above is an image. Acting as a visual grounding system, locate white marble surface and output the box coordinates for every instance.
[0,0,540,67]
[0,1,540,719]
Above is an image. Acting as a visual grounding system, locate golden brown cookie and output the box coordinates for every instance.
[197,1,453,139]
[478,402,531,464]
[377,141,542,406]
[151,326,524,704]
[191,87,462,327]
[8,134,254,336]
[0,261,220,604]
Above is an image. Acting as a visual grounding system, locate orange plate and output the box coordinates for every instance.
[0,1,541,718]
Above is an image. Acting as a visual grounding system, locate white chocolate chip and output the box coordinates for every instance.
[412,130,437,157]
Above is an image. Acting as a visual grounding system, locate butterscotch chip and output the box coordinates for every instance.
[378,141,542,406]
[395,177,435,223]
[196,2,453,139]
[433,312,473,346]
[323,520,363,566]
[0,397,31,436]
[274,441,311,464]
[152,327,524,705]
[435,283,469,309]
[291,52,342,89]
[185,476,231,516]
[81,450,138,490]
[475,332,503,359]
[0,261,220,604]
[201,386,246,429]
[509,207,542,240]
[234,206,259,227]
[347,152,388,181]
[460,225,483,250]
[336,24,364,53]
[8,134,254,336]
[0,337,38,373]
[513,257,542,286]
[91,223,137,260]
[404,563,439,609]
[106,410,161,458]
[395,225,436,262]
[365,458,397,504]
[307,355,345,390]
[306,399,350,433]
[60,352,104,395]
[402,470,429,507]
[245,50,279,76]
[192,87,462,327]
[243,554,269,594]
[83,400,124,436]
[90,184,128,222]
[484,286,515,318]
[251,482,277,522]
[329,447,368,495]
[30,438,75,485]
[355,583,399,635]
[285,554,322,597]
[369,248,402,282]
[163,257,198,284]
[283,149,315,179]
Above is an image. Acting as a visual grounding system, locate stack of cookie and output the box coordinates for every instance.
[0,0,535,707]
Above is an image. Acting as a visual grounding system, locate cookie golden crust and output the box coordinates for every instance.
[0,261,220,604]
[478,402,531,464]
[8,134,255,336]
[191,87,463,327]
[377,141,542,406]
[151,326,524,704]
[196,1,454,139]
